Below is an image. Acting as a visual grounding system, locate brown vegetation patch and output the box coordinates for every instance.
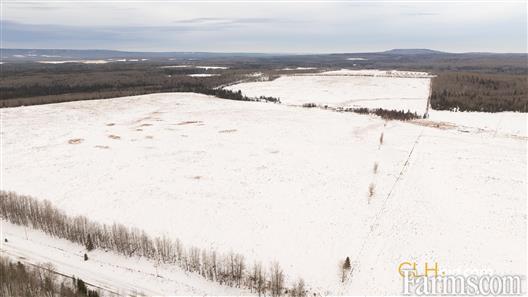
[177,120,203,125]
[68,138,83,144]
[140,123,153,127]
[106,123,115,126]
[411,119,457,130]
[219,129,237,133]
[108,134,121,140]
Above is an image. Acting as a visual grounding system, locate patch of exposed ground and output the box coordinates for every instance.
[177,121,203,125]
[67,138,83,144]
[411,119,457,130]
[218,129,237,133]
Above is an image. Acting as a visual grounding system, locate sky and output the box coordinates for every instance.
[1,0,527,53]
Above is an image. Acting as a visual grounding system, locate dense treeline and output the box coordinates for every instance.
[0,62,270,107]
[0,82,280,108]
[430,72,528,112]
[2,57,527,112]
[345,107,421,121]
[303,103,421,120]
[0,191,307,297]
[0,256,100,297]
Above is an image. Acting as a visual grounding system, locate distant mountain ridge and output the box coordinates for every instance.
[0,48,279,61]
[383,49,447,55]
[1,48,525,63]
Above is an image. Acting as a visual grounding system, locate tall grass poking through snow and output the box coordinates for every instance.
[0,191,307,297]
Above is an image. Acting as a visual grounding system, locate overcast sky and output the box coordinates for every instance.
[2,1,527,53]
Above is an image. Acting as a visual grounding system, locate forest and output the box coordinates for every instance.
[1,52,527,112]
[430,72,528,112]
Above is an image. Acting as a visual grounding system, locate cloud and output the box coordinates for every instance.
[174,17,278,25]
[2,2,526,53]
[400,12,440,16]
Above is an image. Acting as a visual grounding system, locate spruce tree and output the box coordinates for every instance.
[86,234,94,251]
[342,257,351,282]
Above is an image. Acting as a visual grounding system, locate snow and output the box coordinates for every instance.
[346,58,367,61]
[319,69,433,77]
[38,60,109,64]
[160,65,191,68]
[196,66,228,70]
[2,92,525,294]
[160,65,227,70]
[188,73,220,77]
[0,221,247,296]
[225,69,432,114]
[428,110,527,137]
[247,72,264,77]
[282,67,318,70]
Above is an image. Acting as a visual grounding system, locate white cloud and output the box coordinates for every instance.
[3,1,526,52]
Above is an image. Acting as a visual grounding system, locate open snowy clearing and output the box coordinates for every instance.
[188,73,220,77]
[281,67,318,70]
[160,65,228,70]
[38,60,109,64]
[0,221,247,296]
[428,110,527,137]
[2,93,526,294]
[225,69,432,114]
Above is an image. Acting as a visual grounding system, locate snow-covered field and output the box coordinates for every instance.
[2,92,525,294]
[428,110,527,137]
[188,73,220,77]
[160,65,228,70]
[225,69,432,114]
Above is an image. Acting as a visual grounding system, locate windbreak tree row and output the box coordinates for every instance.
[0,191,306,297]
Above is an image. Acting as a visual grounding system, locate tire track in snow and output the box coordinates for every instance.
[348,127,425,283]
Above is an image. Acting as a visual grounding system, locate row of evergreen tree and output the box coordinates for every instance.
[343,107,421,121]
[0,191,306,297]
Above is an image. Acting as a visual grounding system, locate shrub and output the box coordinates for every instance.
[368,183,375,201]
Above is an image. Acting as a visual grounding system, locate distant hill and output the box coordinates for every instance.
[0,48,281,61]
[383,49,446,55]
